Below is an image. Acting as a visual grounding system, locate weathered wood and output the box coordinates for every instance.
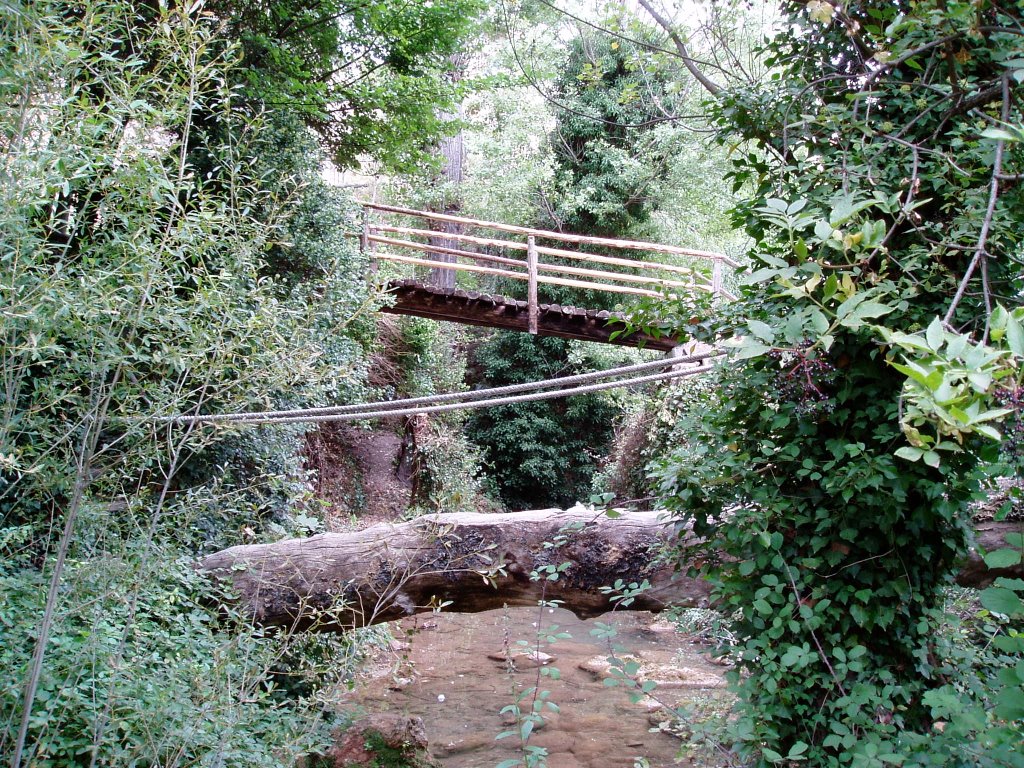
[536,273,667,298]
[956,519,1024,588]
[368,234,524,268]
[538,261,697,290]
[533,243,700,275]
[368,224,703,277]
[527,235,539,335]
[361,209,373,273]
[374,250,696,298]
[361,201,739,265]
[376,252,524,280]
[199,510,1021,632]
[199,509,711,630]
[381,280,680,351]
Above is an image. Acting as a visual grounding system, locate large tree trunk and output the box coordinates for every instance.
[198,509,1019,631]
[200,509,710,630]
[427,53,468,291]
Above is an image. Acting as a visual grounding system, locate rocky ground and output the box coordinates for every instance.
[334,607,735,768]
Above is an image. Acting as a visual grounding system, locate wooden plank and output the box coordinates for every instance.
[368,234,524,268]
[381,282,680,351]
[372,224,523,253]
[371,224,703,278]
[536,274,668,298]
[377,254,683,298]
[361,208,377,274]
[538,261,700,290]
[527,235,539,335]
[534,243,698,276]
[376,252,526,280]
[361,201,739,266]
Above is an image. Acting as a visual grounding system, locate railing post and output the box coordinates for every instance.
[361,207,378,274]
[712,259,723,297]
[527,235,539,335]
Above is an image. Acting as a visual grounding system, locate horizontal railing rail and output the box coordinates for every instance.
[357,202,736,334]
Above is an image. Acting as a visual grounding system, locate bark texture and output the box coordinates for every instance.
[198,509,1020,631]
[199,508,711,630]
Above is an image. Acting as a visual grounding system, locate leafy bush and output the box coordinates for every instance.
[0,522,340,766]
[644,1,1024,763]
[466,333,620,509]
[0,3,381,764]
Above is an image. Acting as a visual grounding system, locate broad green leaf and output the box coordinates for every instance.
[894,446,923,462]
[984,549,1022,569]
[846,301,894,324]
[993,686,1024,721]
[980,127,1018,142]
[1006,314,1024,356]
[835,293,866,320]
[747,319,776,343]
[733,341,772,361]
[926,317,944,352]
[980,587,1023,616]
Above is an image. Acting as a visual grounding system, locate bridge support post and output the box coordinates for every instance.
[527,235,539,334]
[361,208,377,274]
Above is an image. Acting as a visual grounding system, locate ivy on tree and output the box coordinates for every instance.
[638,0,1024,764]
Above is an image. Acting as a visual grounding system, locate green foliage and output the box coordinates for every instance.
[0,1,408,763]
[391,320,492,514]
[0,522,340,766]
[466,333,620,509]
[653,349,986,765]
[212,0,487,172]
[642,1,1024,764]
[353,728,437,768]
[545,32,683,236]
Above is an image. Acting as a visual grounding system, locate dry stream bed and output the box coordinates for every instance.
[337,607,733,767]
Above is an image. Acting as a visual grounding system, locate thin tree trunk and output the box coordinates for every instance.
[428,54,468,290]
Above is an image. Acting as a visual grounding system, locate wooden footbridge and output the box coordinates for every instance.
[358,203,737,351]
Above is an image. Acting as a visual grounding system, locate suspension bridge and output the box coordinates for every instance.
[359,202,738,352]
[166,204,736,425]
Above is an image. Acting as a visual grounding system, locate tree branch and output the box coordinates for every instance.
[633,0,721,97]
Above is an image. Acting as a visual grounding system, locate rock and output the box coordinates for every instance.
[703,652,733,667]
[487,649,556,668]
[327,714,438,768]
[435,733,496,756]
[638,696,665,713]
[577,654,727,689]
[644,619,679,636]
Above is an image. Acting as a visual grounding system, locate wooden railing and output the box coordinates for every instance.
[358,202,738,334]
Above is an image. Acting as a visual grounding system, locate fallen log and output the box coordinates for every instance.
[199,509,1022,630]
[200,508,710,630]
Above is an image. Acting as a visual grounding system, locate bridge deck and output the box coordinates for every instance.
[382,279,679,351]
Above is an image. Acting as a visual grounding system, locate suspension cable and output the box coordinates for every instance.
[165,361,717,427]
[162,350,722,425]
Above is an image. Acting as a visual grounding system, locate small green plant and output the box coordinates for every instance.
[358,729,436,768]
[495,525,580,768]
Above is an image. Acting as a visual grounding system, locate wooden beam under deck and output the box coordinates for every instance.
[380,279,681,351]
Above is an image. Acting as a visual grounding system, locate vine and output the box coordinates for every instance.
[637,1,1024,765]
